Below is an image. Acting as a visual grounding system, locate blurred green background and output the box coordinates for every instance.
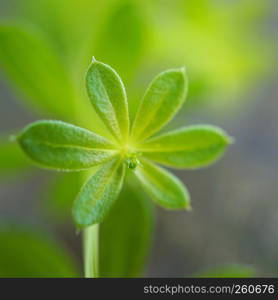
[0,0,277,277]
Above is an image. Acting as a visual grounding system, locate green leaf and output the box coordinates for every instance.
[195,264,256,278]
[139,125,232,169]
[0,23,75,119]
[131,68,187,142]
[0,135,31,179]
[100,178,154,277]
[17,120,117,171]
[86,59,129,143]
[134,160,190,210]
[72,159,125,228]
[0,227,79,277]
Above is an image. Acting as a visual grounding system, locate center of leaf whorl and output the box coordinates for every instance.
[124,151,140,170]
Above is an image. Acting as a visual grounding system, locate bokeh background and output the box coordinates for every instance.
[0,0,277,277]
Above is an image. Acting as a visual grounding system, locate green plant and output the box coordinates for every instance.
[14,59,231,277]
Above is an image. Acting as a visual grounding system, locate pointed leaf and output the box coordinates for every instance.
[0,23,75,118]
[17,120,117,171]
[131,68,187,142]
[86,59,129,142]
[100,178,154,277]
[73,159,125,228]
[139,125,231,169]
[135,160,190,209]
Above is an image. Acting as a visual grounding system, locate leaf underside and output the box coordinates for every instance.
[131,68,187,142]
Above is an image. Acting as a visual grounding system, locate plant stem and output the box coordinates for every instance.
[83,224,99,278]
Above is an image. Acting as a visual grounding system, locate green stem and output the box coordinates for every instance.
[83,224,99,278]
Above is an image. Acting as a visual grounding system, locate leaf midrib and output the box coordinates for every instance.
[94,66,122,140]
[132,87,169,140]
[25,139,118,153]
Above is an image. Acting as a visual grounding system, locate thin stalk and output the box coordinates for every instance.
[83,224,99,278]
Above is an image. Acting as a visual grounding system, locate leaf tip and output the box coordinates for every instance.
[91,56,97,63]
[180,66,187,74]
[227,135,235,145]
[9,134,17,142]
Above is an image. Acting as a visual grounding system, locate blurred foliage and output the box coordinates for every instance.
[0,226,79,277]
[195,264,256,278]
[1,0,272,112]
